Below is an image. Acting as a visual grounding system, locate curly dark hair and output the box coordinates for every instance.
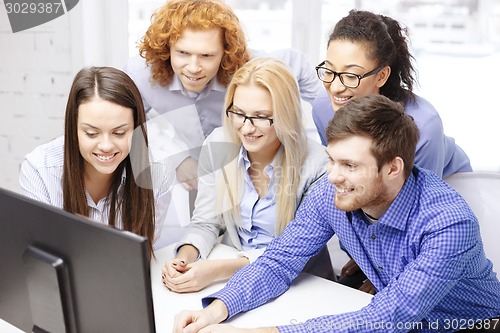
[328,9,417,104]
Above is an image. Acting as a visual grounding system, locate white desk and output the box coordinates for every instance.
[151,244,373,330]
[0,319,22,332]
[1,244,372,332]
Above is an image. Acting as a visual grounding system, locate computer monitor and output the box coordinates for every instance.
[0,187,155,333]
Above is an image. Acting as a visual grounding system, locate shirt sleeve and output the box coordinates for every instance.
[124,56,192,170]
[174,132,233,258]
[201,176,336,317]
[145,110,193,170]
[311,90,333,146]
[277,217,481,332]
[19,153,53,204]
[406,97,454,178]
[256,48,322,105]
[123,55,153,113]
[287,48,322,105]
[149,151,176,250]
[413,114,447,178]
[202,172,486,333]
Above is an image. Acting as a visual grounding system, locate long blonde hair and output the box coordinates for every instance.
[217,58,307,234]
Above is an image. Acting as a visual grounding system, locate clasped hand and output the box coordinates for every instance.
[162,258,216,293]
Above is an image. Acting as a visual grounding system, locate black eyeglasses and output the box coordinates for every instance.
[315,61,383,88]
[226,105,274,127]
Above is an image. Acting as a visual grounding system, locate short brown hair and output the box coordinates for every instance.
[326,94,419,178]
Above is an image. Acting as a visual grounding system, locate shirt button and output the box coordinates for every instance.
[378,266,383,270]
[371,234,376,240]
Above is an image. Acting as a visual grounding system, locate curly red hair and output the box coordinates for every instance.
[139,0,250,87]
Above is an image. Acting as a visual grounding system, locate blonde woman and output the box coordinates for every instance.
[125,0,320,189]
[162,58,331,293]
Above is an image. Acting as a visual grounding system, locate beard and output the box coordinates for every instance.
[334,176,388,213]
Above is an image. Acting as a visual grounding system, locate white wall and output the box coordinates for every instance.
[2,0,499,197]
[0,1,70,192]
[0,0,128,193]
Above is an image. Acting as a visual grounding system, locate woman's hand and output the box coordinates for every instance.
[163,259,217,293]
[163,257,250,293]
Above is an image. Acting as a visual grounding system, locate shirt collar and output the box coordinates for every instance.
[169,75,226,95]
[84,167,127,205]
[353,167,419,231]
[237,146,277,177]
[210,77,226,92]
[120,167,127,184]
[169,74,184,91]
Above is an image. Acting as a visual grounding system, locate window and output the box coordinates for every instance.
[127,0,500,171]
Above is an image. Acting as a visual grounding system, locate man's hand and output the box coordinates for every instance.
[359,279,376,295]
[173,299,228,333]
[196,324,279,333]
[176,157,199,190]
[340,258,360,277]
[340,258,376,294]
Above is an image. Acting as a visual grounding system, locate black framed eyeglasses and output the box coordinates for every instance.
[315,61,383,88]
[225,105,274,127]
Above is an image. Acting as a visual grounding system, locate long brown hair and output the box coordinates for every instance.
[62,66,156,255]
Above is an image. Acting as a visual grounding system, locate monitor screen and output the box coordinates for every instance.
[0,187,155,333]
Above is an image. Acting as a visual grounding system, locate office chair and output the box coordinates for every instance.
[444,171,500,273]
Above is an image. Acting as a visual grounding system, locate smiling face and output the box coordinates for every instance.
[77,96,134,182]
[170,28,225,93]
[324,39,390,111]
[231,83,281,164]
[326,135,393,217]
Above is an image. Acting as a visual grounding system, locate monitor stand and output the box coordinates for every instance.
[23,246,77,333]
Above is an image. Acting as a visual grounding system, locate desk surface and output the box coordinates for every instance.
[1,244,372,332]
[151,244,373,330]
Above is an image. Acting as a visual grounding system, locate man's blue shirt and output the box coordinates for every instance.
[204,167,500,332]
